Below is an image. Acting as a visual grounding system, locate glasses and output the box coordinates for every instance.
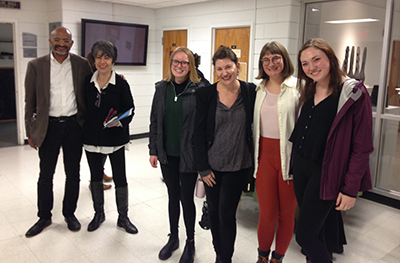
[52,38,71,44]
[95,93,101,108]
[172,59,189,67]
[261,55,282,65]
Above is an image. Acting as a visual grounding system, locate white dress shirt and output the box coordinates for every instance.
[49,53,76,117]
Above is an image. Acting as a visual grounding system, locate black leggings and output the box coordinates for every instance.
[160,156,198,240]
[85,147,127,187]
[204,168,249,263]
[293,151,334,263]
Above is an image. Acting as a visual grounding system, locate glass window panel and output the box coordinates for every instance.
[376,119,400,194]
[385,0,400,115]
[304,1,386,114]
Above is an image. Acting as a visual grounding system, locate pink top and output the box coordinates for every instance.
[260,88,280,139]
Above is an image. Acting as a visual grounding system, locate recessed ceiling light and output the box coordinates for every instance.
[325,18,379,24]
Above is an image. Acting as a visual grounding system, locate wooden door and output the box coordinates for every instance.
[214,27,250,82]
[163,30,187,78]
[388,40,400,107]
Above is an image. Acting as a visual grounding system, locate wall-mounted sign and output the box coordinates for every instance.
[22,33,37,47]
[232,49,241,58]
[23,48,37,58]
[238,62,247,81]
[0,1,20,9]
[49,22,61,36]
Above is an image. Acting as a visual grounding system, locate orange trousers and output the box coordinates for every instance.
[256,137,297,255]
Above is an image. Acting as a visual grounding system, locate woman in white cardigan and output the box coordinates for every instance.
[253,42,299,263]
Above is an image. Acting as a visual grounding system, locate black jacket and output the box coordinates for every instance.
[193,80,256,173]
[148,79,208,173]
[82,73,134,147]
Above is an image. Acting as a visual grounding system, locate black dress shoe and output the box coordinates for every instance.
[179,239,195,263]
[159,234,179,260]
[25,218,52,237]
[302,248,332,261]
[65,215,81,231]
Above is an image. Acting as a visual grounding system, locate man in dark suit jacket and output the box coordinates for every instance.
[24,27,92,237]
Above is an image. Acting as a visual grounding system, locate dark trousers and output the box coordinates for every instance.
[205,168,249,263]
[102,154,107,169]
[37,119,82,219]
[160,156,197,240]
[293,151,334,263]
[325,206,346,254]
[85,147,127,187]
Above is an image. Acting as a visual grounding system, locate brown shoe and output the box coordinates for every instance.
[270,251,283,263]
[89,183,112,190]
[257,255,268,263]
[103,173,112,182]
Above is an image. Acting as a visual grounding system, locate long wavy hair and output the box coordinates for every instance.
[164,47,200,83]
[297,38,345,106]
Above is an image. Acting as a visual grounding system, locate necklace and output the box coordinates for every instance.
[97,73,111,90]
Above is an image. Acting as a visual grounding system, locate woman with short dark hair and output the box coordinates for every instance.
[83,40,138,234]
[193,45,256,263]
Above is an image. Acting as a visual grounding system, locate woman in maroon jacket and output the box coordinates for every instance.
[289,38,373,263]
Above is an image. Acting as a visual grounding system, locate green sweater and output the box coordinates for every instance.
[163,80,190,156]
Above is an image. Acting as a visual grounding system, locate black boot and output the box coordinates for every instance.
[116,186,138,234]
[257,248,270,263]
[270,251,284,263]
[179,239,195,263]
[88,181,105,232]
[159,234,179,260]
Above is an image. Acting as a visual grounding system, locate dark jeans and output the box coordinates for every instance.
[160,156,197,240]
[293,151,334,263]
[37,119,82,219]
[205,168,249,263]
[85,147,127,187]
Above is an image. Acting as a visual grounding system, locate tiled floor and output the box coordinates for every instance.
[0,138,399,263]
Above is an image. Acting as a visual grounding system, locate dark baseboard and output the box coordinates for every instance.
[361,191,400,210]
[129,133,149,140]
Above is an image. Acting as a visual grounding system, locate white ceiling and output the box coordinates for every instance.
[92,0,215,9]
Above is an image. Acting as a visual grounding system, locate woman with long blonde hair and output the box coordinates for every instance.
[149,47,209,263]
